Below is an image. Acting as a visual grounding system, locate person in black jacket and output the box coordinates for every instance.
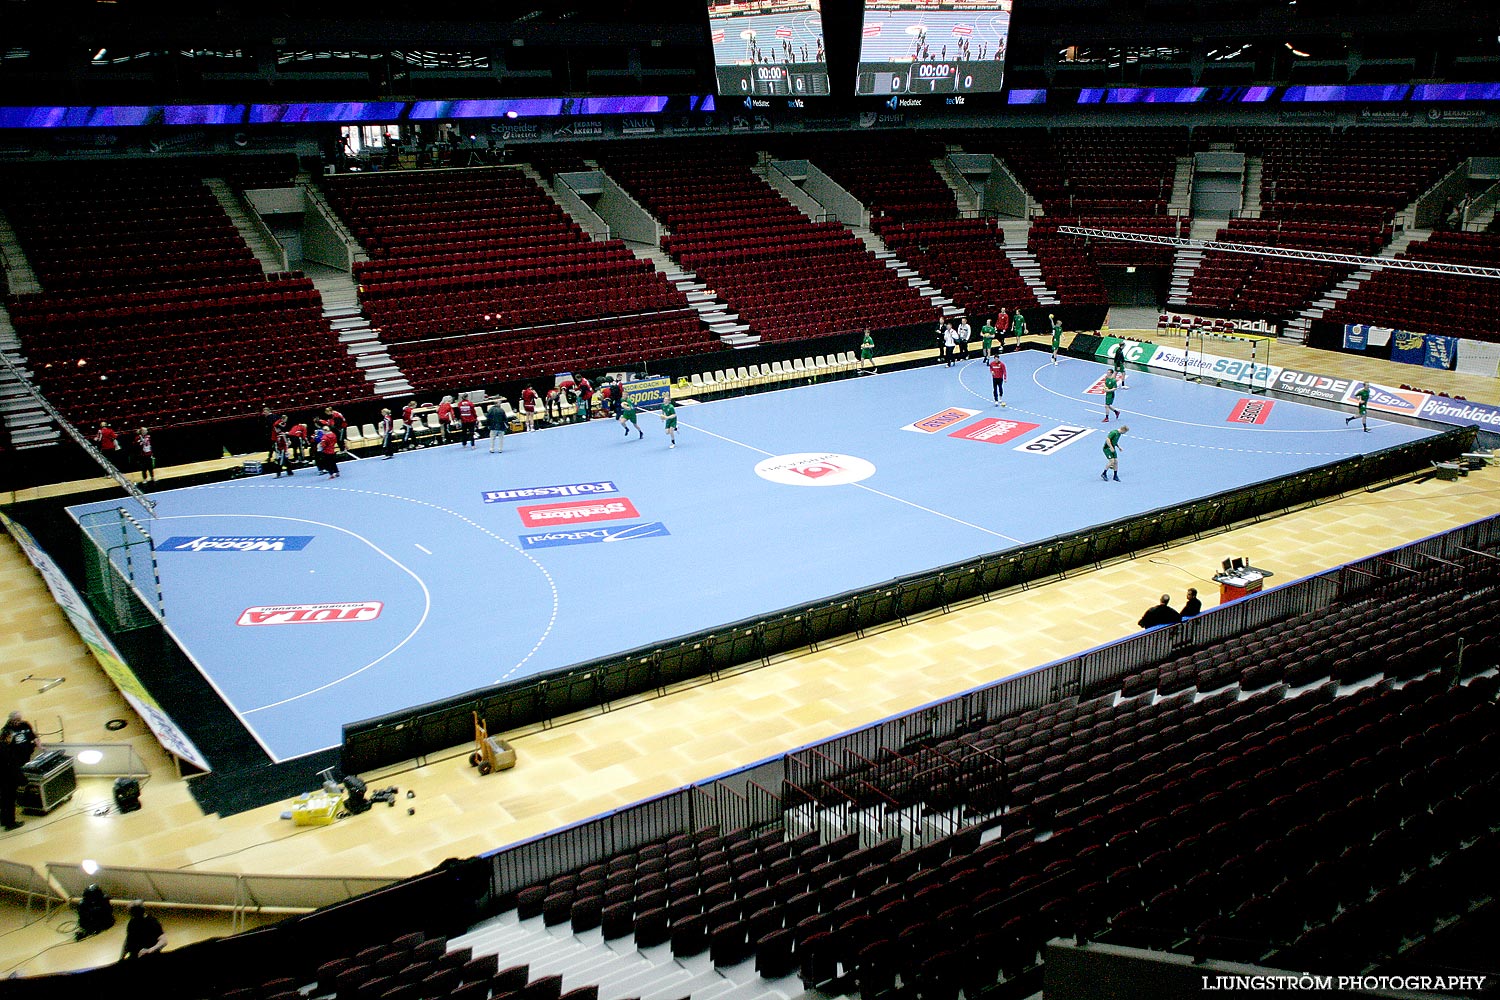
[2,710,37,830]
[1180,588,1203,618]
[1138,594,1182,630]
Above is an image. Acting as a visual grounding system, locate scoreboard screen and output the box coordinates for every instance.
[707,0,830,97]
[855,0,1013,96]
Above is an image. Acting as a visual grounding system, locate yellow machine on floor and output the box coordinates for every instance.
[469,711,517,776]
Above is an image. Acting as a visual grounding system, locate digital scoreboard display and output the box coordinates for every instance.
[707,0,830,97]
[855,0,1013,96]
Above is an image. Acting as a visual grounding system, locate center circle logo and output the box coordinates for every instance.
[754,452,876,487]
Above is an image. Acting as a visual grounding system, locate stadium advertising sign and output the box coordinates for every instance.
[1418,395,1500,432]
[1352,383,1428,416]
[1272,368,1356,402]
[1145,345,1280,388]
[623,376,671,410]
[1096,337,1158,367]
[0,511,210,772]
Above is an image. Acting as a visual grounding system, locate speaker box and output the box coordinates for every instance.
[114,776,142,813]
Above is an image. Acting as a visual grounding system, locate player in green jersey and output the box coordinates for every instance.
[1102,372,1121,422]
[1050,314,1063,365]
[1101,425,1128,481]
[619,398,644,439]
[1344,382,1371,432]
[660,398,678,448]
[980,318,996,359]
[1012,310,1027,347]
[860,329,876,372]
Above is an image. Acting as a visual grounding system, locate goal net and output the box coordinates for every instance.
[78,507,163,631]
[1168,324,1276,394]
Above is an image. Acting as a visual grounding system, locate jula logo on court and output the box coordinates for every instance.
[237,602,384,626]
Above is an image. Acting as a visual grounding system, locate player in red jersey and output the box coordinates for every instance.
[988,356,1008,407]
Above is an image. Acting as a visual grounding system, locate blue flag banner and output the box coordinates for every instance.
[1424,334,1459,370]
[1390,330,1425,366]
[1343,324,1368,351]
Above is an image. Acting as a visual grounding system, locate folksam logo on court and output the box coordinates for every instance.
[520,522,672,549]
[483,481,617,503]
[161,535,313,552]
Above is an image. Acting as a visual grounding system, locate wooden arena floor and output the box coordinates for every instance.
[2,341,1497,977]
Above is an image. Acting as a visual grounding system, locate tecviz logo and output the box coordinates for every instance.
[162,536,313,553]
[236,602,383,626]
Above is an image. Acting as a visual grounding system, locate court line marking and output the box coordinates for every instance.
[954,359,1358,459]
[1015,357,1383,437]
[684,420,1024,544]
[414,543,432,555]
[195,482,561,686]
[152,512,433,715]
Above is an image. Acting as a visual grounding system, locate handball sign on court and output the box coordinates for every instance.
[755,453,877,486]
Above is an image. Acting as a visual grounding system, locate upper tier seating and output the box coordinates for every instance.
[795,136,1040,319]
[1,162,368,430]
[1323,230,1500,343]
[1185,128,1486,318]
[596,141,939,342]
[323,167,720,390]
[962,128,1190,304]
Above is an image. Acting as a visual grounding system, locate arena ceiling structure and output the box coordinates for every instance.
[0,0,1496,103]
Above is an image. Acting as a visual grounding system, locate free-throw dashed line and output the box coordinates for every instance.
[1006,358,1379,436]
[686,416,1020,542]
[957,361,1368,458]
[198,482,559,681]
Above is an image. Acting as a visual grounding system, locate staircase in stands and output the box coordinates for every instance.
[1166,219,1228,309]
[930,156,980,216]
[996,219,1060,307]
[291,171,411,398]
[0,206,58,448]
[1282,227,1432,342]
[848,225,963,319]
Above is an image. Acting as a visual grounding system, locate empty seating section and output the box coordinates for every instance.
[325,167,718,390]
[1187,128,1477,317]
[449,543,1499,997]
[967,128,1189,304]
[4,163,262,293]
[596,143,939,342]
[1324,231,1500,342]
[1,163,367,429]
[798,138,1041,318]
[221,153,302,191]
[801,135,954,225]
[877,219,1040,317]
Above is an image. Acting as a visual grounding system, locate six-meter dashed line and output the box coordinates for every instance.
[150,510,431,715]
[197,482,560,683]
[956,361,1370,459]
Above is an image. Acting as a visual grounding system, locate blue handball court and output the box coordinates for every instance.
[68,351,1448,771]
